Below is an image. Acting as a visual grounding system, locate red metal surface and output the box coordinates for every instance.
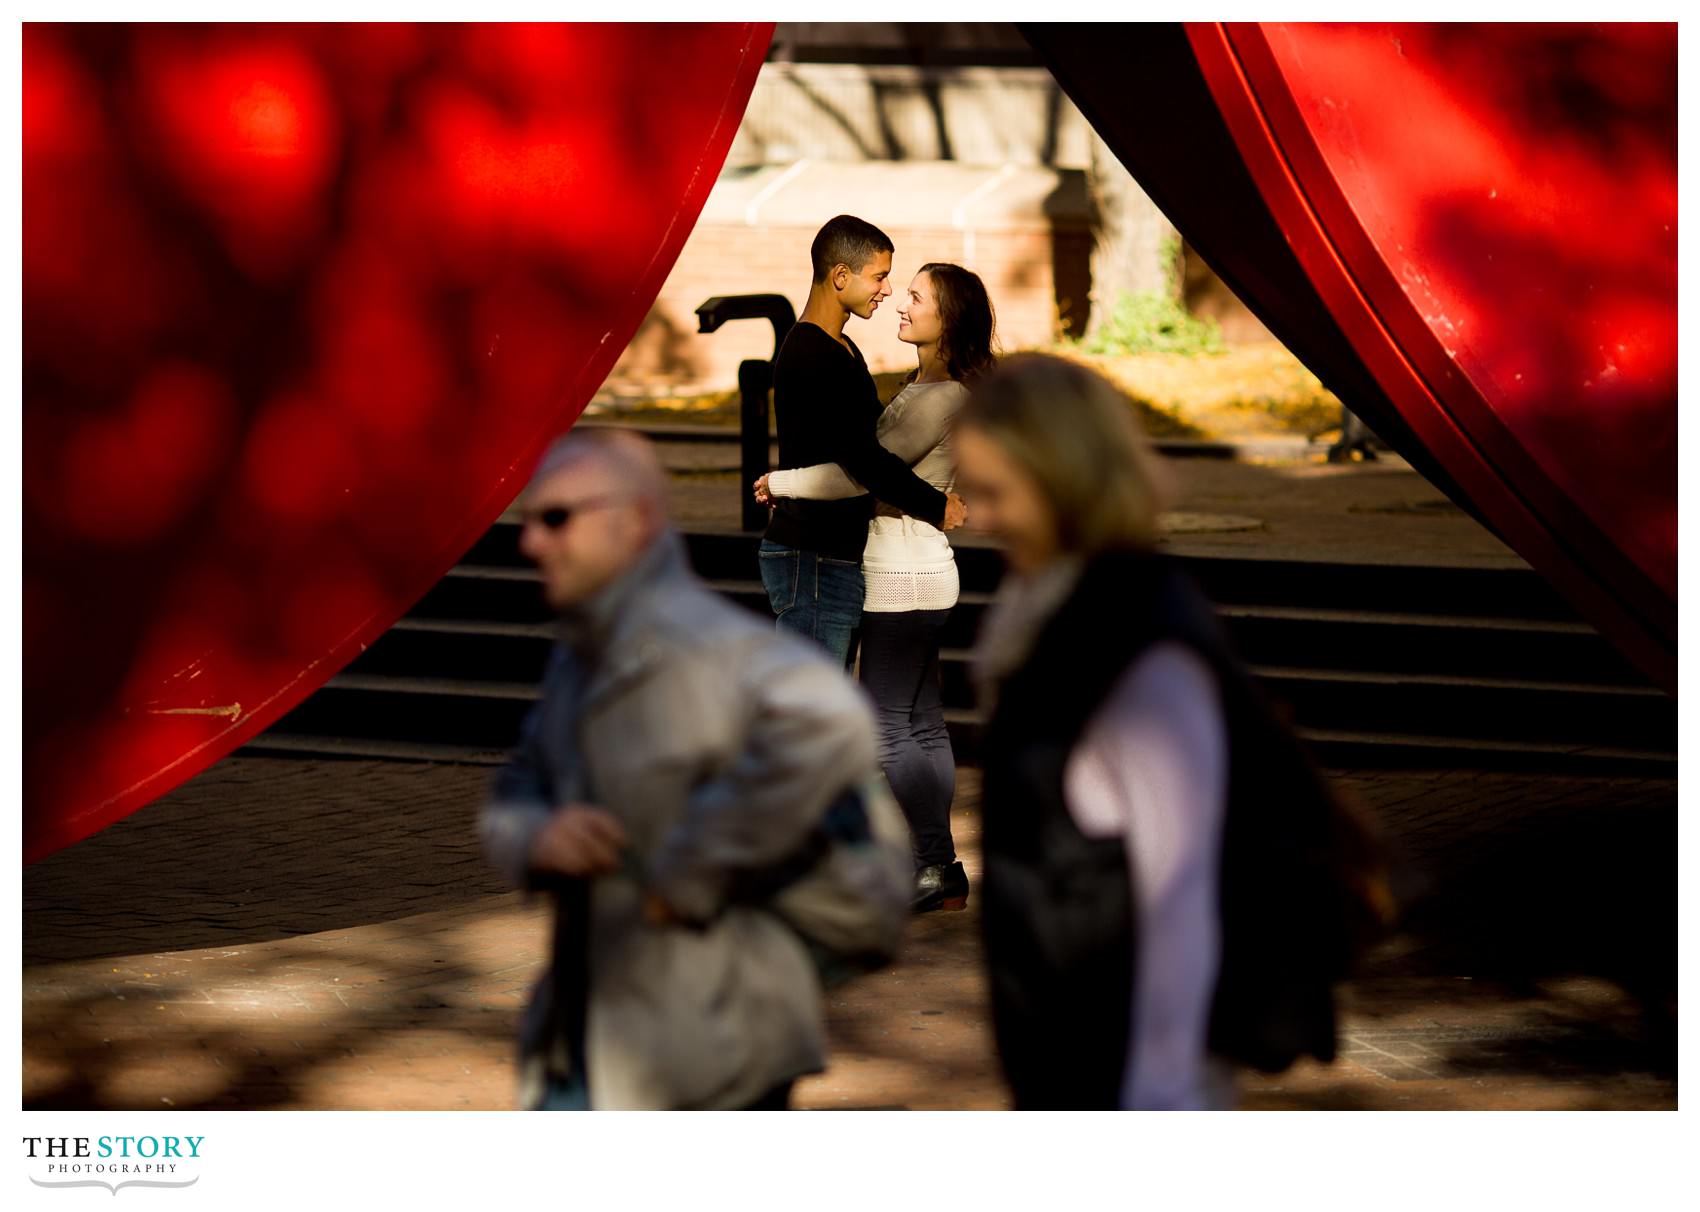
[1023,23,1479,522]
[1187,22,1676,687]
[23,23,771,862]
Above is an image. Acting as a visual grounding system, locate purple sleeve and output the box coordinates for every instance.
[1063,641,1229,1109]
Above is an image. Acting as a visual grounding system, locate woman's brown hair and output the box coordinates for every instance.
[915,262,997,385]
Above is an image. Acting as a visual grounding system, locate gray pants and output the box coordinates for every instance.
[858,608,956,869]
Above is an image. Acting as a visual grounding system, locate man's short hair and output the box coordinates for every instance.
[811,215,894,284]
[533,428,669,508]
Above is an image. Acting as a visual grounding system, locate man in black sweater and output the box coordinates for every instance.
[758,215,967,668]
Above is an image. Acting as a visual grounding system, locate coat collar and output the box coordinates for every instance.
[557,529,694,711]
[971,554,1084,714]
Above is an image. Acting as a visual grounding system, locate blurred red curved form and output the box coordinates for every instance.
[1187,22,1676,687]
[23,23,772,862]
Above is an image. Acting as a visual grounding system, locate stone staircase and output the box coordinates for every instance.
[247,519,1675,776]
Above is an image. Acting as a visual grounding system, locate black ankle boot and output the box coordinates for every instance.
[912,861,969,913]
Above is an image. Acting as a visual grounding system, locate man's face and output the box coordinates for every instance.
[836,249,894,320]
[517,465,648,611]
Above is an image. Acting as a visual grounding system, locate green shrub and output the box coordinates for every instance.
[1078,291,1225,357]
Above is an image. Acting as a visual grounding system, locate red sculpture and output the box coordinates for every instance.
[1030,21,1675,690]
[1189,22,1676,688]
[23,23,771,861]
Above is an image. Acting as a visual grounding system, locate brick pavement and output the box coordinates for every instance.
[23,757,1675,1110]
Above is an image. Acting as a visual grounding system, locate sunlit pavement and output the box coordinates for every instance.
[24,757,1673,1111]
[658,445,1530,570]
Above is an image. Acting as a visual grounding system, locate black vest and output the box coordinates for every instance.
[981,548,1367,1109]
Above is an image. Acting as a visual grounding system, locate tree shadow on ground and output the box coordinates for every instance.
[1357,785,1675,1033]
[23,930,528,1110]
[1330,776,1677,1103]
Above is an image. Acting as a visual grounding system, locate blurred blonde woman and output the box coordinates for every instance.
[955,353,1386,1110]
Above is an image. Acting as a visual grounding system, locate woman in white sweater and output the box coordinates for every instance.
[755,263,996,912]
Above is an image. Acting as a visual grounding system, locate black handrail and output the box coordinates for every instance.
[696,295,796,531]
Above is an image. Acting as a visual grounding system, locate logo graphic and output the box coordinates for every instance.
[30,1175,200,1196]
[22,1136,204,1196]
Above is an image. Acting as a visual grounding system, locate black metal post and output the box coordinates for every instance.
[737,359,774,532]
[695,294,796,532]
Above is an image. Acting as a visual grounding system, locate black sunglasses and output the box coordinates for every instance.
[522,494,622,531]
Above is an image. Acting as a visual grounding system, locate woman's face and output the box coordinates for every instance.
[954,424,1060,575]
[896,271,945,349]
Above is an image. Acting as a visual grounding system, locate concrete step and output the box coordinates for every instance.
[255,705,1675,779]
[1212,604,1641,685]
[239,732,509,765]
[253,520,1671,776]
[931,657,1665,751]
[283,646,1673,775]
[1243,666,1671,751]
[934,711,1671,775]
[464,521,1593,626]
[275,675,537,751]
[379,576,1649,693]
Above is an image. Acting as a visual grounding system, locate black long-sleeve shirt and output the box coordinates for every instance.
[763,321,948,561]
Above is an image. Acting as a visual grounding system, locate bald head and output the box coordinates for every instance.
[518,429,673,611]
[530,428,670,507]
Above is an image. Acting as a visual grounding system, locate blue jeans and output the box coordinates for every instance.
[758,541,864,670]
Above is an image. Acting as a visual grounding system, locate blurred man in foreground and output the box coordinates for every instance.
[479,430,909,1110]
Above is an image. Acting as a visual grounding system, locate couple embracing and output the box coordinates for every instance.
[753,215,995,915]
